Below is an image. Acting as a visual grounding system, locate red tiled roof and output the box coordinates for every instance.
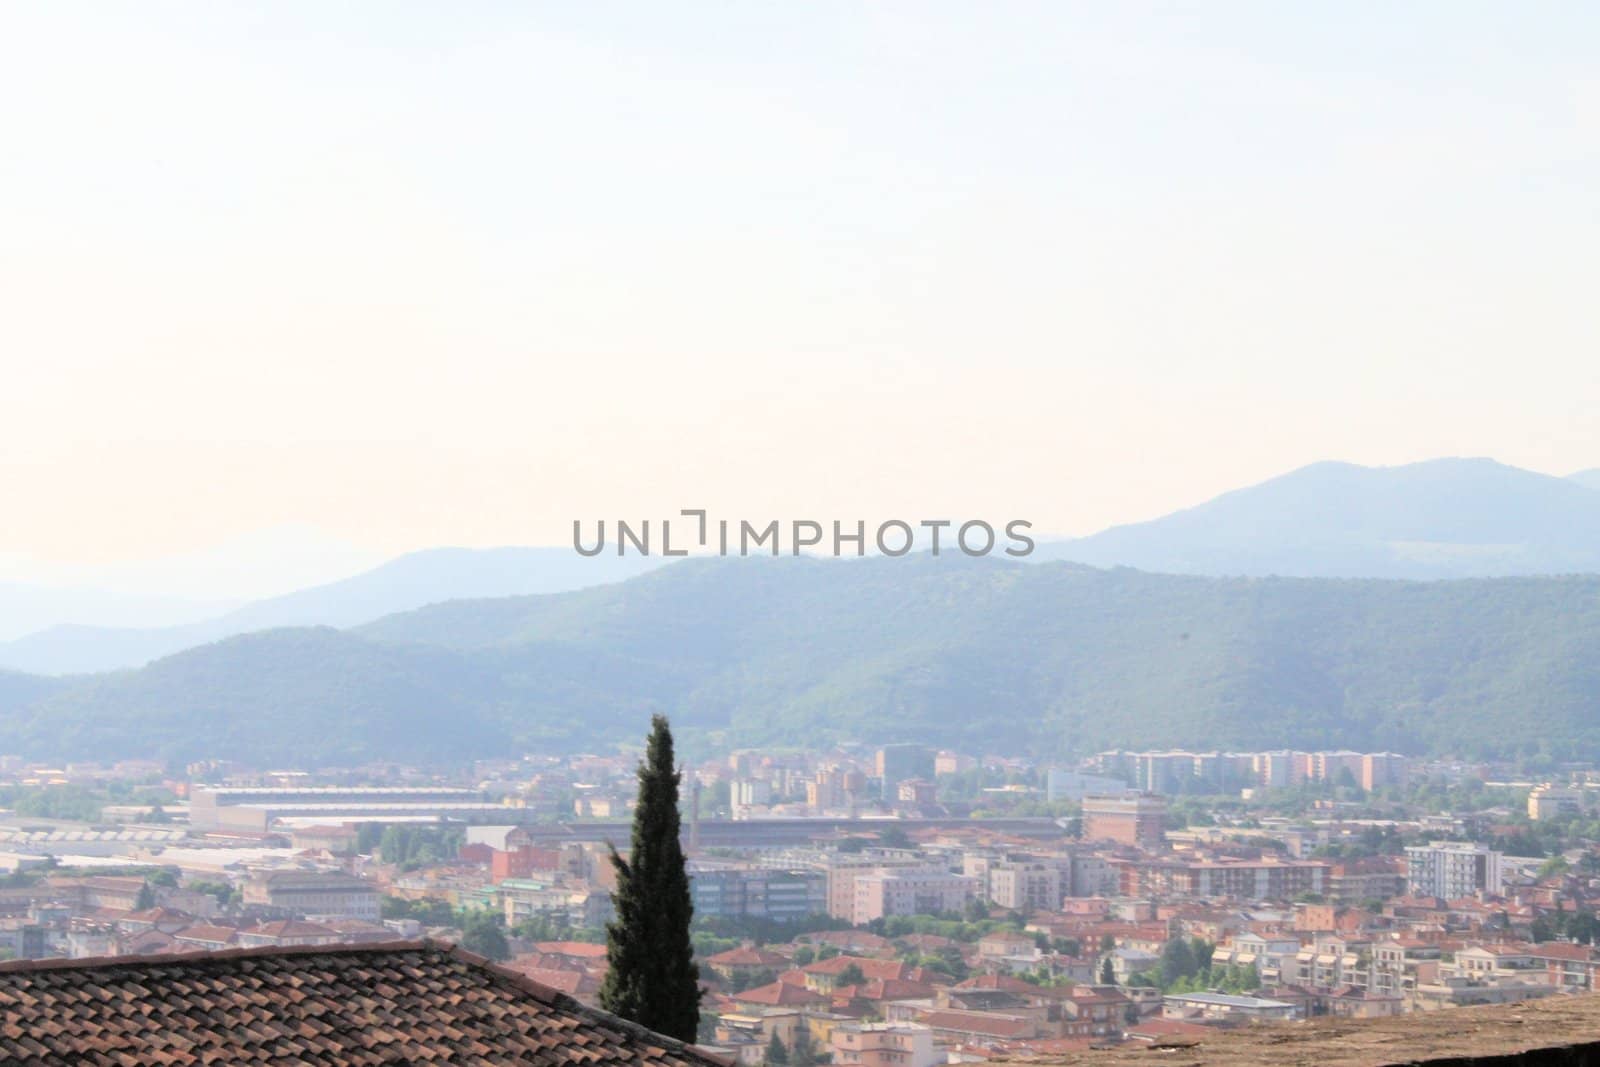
[802,955,908,980]
[242,920,337,938]
[830,978,938,1002]
[734,980,829,1007]
[0,940,727,1066]
[535,940,610,958]
[706,946,787,967]
[955,974,1039,994]
[173,924,238,945]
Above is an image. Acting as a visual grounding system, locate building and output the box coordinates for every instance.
[896,778,937,806]
[1405,843,1504,899]
[241,871,381,921]
[1046,769,1132,803]
[1132,858,1329,901]
[1161,991,1299,1023]
[1360,753,1410,792]
[987,860,1064,911]
[1528,784,1586,821]
[688,862,826,922]
[236,920,342,948]
[876,745,935,800]
[189,785,503,831]
[850,868,978,925]
[831,1022,938,1067]
[0,941,727,1066]
[1082,795,1165,849]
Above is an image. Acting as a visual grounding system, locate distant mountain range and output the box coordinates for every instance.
[0,584,240,647]
[5,554,1600,767]
[0,549,668,675]
[1037,458,1600,579]
[5,456,1600,678]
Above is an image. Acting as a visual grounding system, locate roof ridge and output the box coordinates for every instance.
[0,936,438,975]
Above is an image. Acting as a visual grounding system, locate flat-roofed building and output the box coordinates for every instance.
[1082,794,1165,849]
[242,871,380,921]
[1405,843,1503,899]
[190,786,498,831]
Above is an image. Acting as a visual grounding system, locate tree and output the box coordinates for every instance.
[134,882,156,911]
[835,963,866,988]
[1159,937,1197,986]
[461,911,510,961]
[791,1025,819,1067]
[599,715,701,1042]
[765,1033,789,1066]
[1100,957,1116,985]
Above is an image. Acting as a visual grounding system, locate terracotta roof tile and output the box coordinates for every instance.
[0,939,727,1067]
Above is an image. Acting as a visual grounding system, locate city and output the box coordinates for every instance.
[5,740,1600,1061]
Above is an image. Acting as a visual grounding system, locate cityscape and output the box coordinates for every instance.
[6,3,1599,1063]
[6,737,1600,1060]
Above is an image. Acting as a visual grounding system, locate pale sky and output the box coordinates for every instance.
[3,2,1597,573]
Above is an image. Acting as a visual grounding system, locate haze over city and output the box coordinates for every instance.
[9,7,1600,1065]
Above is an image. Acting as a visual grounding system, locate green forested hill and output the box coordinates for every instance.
[7,556,1600,765]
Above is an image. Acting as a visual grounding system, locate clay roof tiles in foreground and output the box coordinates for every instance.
[0,939,728,1067]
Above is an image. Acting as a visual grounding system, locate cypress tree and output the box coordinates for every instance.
[599,714,701,1041]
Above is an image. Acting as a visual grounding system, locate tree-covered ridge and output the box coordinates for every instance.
[3,556,1600,765]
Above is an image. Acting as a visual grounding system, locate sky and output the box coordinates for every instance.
[3,2,1598,585]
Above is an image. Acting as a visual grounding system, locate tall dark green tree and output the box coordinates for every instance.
[599,715,701,1041]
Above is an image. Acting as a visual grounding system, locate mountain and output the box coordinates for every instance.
[1034,458,1600,578]
[8,555,1600,766]
[0,547,670,675]
[46,524,386,603]
[1569,469,1600,492]
[0,669,71,717]
[0,583,239,644]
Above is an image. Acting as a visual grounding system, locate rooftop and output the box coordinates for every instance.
[0,940,725,1067]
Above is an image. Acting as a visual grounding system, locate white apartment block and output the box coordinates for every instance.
[1405,843,1503,899]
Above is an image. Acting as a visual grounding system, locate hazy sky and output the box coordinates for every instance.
[3,2,1597,573]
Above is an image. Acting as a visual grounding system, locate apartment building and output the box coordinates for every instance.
[830,1023,937,1067]
[1081,795,1166,849]
[987,860,1064,912]
[689,862,826,923]
[1405,843,1504,899]
[849,868,978,925]
[1134,858,1328,900]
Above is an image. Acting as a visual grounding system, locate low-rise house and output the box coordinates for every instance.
[1061,985,1131,1038]
[917,1009,1039,1045]
[173,924,239,951]
[1161,991,1299,1024]
[236,920,341,948]
[242,871,380,921]
[706,944,790,981]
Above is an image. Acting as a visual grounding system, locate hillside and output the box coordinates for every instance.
[1570,469,1600,492]
[1036,458,1600,578]
[5,557,1600,765]
[0,547,669,675]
